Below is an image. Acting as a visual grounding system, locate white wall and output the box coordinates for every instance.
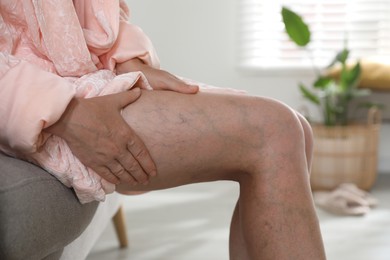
[126,0,390,173]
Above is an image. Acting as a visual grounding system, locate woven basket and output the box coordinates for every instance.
[310,108,381,191]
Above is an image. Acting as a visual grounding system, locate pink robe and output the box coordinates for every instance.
[0,0,161,203]
[0,0,243,203]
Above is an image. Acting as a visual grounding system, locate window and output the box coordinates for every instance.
[238,0,390,72]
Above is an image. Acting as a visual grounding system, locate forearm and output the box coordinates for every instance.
[116,58,147,75]
[43,98,79,140]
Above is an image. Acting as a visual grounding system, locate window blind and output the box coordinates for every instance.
[238,0,390,71]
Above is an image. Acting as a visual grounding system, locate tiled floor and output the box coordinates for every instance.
[87,174,390,260]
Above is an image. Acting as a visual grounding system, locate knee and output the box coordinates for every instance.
[256,98,306,148]
[240,98,308,174]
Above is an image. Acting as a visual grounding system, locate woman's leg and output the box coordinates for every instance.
[117,90,325,259]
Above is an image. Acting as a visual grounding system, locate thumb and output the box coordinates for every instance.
[115,88,142,109]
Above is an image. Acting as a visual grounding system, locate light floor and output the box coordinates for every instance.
[87,174,390,260]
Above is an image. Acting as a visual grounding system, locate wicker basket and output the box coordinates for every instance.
[310,108,381,191]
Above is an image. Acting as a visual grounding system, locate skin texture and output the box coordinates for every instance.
[45,59,326,259]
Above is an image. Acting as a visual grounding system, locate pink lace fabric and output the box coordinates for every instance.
[0,0,244,203]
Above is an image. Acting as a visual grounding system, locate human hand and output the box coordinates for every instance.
[116,58,199,94]
[44,89,156,185]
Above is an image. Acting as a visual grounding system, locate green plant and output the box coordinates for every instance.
[281,6,374,126]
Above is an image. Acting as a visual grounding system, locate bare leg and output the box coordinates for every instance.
[229,113,314,260]
[230,200,249,260]
[117,90,325,259]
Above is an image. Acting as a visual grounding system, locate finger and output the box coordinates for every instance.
[94,166,121,185]
[106,161,137,184]
[114,88,142,109]
[168,77,199,94]
[127,136,157,177]
[117,153,149,184]
[170,73,199,93]
[182,83,199,94]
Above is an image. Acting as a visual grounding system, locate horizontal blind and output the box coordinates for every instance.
[238,0,390,70]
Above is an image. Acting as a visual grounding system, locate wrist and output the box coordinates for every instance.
[116,58,147,74]
[44,98,79,139]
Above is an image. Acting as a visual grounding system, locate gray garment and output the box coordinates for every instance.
[0,153,99,260]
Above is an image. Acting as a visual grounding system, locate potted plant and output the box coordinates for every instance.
[281,7,382,190]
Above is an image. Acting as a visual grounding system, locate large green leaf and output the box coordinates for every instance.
[327,48,349,68]
[337,48,349,64]
[345,62,361,90]
[313,76,333,89]
[339,61,360,94]
[282,7,311,47]
[299,83,320,105]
